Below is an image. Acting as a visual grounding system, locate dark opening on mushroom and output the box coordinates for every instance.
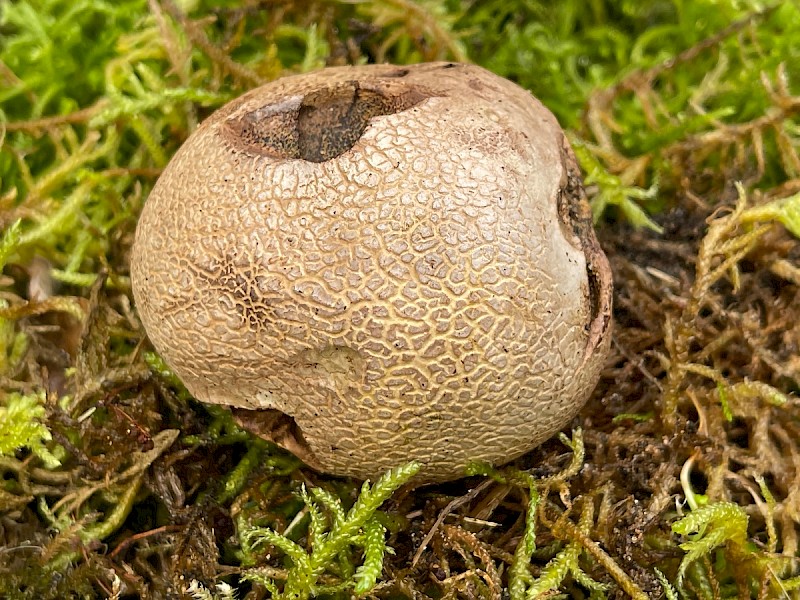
[556,140,614,359]
[224,80,434,162]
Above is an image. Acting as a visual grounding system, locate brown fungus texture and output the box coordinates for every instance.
[131,62,613,484]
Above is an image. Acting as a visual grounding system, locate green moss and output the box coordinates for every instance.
[1,0,799,597]
[242,462,420,599]
[0,391,59,468]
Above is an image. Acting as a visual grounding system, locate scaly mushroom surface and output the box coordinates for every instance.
[131,62,613,483]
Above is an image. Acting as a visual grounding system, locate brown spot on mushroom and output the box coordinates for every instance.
[131,62,613,484]
[383,68,410,78]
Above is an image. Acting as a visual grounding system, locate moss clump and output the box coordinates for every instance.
[0,391,60,469]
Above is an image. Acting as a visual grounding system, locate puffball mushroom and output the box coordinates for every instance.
[131,62,612,484]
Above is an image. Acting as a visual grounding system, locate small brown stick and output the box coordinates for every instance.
[109,525,183,559]
[4,104,107,132]
[411,479,493,567]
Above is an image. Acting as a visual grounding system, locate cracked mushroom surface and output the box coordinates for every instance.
[131,62,613,484]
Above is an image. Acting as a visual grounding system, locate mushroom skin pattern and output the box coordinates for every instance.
[131,62,613,484]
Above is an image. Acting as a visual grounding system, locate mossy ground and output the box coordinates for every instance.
[2,1,800,598]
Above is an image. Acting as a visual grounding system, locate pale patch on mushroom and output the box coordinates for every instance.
[130,62,613,484]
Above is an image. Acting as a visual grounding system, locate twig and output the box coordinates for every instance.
[411,479,492,566]
[109,525,183,559]
[4,104,107,132]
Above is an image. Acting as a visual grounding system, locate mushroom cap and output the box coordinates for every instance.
[131,62,612,484]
